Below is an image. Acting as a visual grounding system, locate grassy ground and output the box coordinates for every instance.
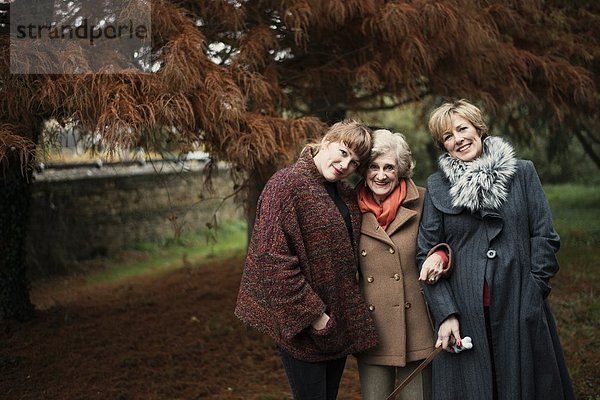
[83,219,247,285]
[30,218,248,309]
[543,184,600,398]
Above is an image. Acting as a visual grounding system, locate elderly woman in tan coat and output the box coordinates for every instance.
[356,129,450,400]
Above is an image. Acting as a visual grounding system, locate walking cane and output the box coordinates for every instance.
[385,336,473,400]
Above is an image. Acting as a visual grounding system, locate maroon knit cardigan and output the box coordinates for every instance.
[235,148,378,362]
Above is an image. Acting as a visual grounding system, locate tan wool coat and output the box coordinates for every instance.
[356,179,435,367]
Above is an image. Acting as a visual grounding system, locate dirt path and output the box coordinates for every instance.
[0,258,362,400]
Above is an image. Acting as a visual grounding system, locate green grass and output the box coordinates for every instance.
[82,218,248,284]
[544,183,600,399]
[546,184,600,248]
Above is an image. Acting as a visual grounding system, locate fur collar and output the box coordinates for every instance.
[438,136,517,212]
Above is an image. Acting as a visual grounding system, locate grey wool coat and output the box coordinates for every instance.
[356,179,436,366]
[417,137,574,400]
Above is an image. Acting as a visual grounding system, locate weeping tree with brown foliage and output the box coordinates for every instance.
[0,0,598,321]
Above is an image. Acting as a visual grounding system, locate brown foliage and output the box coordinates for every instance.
[0,124,36,174]
[0,0,598,173]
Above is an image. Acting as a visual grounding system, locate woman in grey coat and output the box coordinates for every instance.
[417,99,574,400]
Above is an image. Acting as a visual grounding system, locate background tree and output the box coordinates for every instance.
[0,0,598,321]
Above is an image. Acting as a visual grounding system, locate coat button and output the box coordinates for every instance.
[388,247,395,254]
[368,304,375,311]
[404,302,411,309]
[361,250,367,257]
[367,276,374,283]
[486,249,497,259]
[393,273,400,281]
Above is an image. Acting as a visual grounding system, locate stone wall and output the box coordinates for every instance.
[26,160,244,278]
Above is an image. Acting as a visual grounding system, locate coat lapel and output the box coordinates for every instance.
[360,212,394,246]
[386,180,419,236]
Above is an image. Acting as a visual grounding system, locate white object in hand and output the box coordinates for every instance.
[452,336,473,353]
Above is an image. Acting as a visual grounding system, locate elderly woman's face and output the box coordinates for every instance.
[366,149,399,204]
[442,114,483,162]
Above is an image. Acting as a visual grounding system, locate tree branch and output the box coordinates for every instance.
[573,129,600,170]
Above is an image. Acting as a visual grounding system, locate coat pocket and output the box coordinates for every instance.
[528,272,549,299]
[309,315,346,354]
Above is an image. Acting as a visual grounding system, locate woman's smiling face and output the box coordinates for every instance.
[442,114,483,162]
[315,140,360,182]
[366,150,399,204]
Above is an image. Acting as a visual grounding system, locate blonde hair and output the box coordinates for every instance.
[428,99,488,150]
[370,129,415,178]
[311,119,373,166]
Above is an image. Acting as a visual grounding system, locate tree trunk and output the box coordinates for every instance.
[0,152,35,321]
[244,162,277,244]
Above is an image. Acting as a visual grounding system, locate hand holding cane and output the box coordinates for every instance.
[385,336,473,400]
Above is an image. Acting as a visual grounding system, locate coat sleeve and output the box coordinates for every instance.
[240,181,326,340]
[427,243,454,277]
[417,189,460,329]
[522,161,561,298]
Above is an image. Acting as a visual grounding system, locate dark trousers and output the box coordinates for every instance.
[278,348,347,400]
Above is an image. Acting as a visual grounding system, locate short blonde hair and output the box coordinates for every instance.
[320,119,373,166]
[369,129,415,178]
[428,99,488,150]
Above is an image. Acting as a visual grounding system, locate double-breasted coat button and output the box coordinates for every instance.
[388,247,395,254]
[486,249,497,259]
[393,273,400,281]
[404,302,411,309]
[368,304,375,311]
[361,250,367,256]
[367,276,374,283]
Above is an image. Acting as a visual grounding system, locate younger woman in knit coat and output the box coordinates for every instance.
[236,120,377,400]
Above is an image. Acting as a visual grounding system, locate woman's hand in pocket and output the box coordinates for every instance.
[311,313,330,331]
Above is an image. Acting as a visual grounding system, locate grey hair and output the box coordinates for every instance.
[370,129,415,178]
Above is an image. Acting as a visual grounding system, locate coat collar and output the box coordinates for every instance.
[387,179,419,234]
[437,136,517,213]
[295,146,326,184]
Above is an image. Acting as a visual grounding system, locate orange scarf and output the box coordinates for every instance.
[358,179,407,231]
